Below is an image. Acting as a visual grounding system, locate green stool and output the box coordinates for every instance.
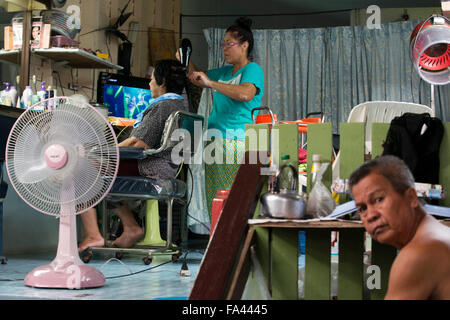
[136,200,166,246]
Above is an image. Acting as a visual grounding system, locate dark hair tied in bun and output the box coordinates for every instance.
[226,16,254,59]
[235,16,252,31]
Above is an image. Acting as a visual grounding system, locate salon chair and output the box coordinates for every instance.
[83,109,204,264]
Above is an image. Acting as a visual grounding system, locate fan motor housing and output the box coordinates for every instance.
[409,16,450,85]
[44,144,68,169]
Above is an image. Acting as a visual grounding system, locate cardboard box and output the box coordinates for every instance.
[4,26,13,50]
[12,17,23,49]
[40,24,51,49]
[30,17,43,49]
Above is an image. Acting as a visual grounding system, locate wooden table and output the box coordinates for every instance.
[248,217,450,300]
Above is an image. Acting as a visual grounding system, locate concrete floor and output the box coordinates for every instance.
[0,249,205,300]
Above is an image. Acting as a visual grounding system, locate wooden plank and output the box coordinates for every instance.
[271,228,298,299]
[19,10,32,94]
[339,123,365,179]
[440,123,450,207]
[226,228,256,300]
[248,219,364,229]
[307,123,332,193]
[245,123,271,296]
[371,123,390,158]
[189,151,266,300]
[304,229,331,300]
[266,122,298,299]
[370,240,397,300]
[337,229,365,300]
[249,219,449,229]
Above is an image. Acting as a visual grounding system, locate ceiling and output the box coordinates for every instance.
[182,0,442,16]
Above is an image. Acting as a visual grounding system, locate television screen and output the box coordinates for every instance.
[97,72,152,119]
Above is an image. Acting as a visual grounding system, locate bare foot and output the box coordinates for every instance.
[78,236,104,252]
[112,227,144,248]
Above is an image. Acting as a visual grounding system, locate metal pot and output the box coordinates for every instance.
[260,163,306,219]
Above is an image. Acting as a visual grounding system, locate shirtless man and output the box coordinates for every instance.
[349,155,450,300]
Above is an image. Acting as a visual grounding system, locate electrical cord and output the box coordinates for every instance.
[104,259,174,280]
[185,165,211,233]
[0,256,176,282]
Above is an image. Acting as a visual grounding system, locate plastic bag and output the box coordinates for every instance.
[306,162,336,218]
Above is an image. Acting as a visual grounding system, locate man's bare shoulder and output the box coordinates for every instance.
[402,216,450,265]
[390,216,450,299]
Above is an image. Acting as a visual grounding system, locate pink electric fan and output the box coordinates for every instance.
[5,97,119,289]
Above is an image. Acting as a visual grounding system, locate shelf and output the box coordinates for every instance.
[0,105,24,119]
[0,49,21,64]
[2,0,47,12]
[34,48,123,70]
[0,48,123,70]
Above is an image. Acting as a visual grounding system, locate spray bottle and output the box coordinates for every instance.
[3,83,11,106]
[21,85,33,109]
[37,81,47,110]
[0,82,8,105]
[8,85,17,108]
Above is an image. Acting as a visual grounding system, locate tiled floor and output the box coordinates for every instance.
[0,249,205,300]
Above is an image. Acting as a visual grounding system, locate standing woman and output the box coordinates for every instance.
[186,17,264,217]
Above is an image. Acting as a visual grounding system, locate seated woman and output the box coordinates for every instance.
[78,59,189,252]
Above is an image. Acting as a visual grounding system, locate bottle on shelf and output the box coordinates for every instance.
[21,85,33,109]
[310,154,322,188]
[8,85,17,108]
[279,154,295,190]
[36,81,47,110]
[0,82,8,105]
[47,85,54,111]
[3,82,11,106]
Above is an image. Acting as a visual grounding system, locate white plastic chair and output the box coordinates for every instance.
[332,101,433,180]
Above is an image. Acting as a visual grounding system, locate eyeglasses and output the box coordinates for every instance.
[220,41,241,48]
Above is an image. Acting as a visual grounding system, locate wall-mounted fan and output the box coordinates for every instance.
[5,97,119,289]
[410,14,450,114]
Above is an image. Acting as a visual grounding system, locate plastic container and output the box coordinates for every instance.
[311,154,322,188]
[210,189,230,238]
[3,84,11,106]
[37,82,47,110]
[279,154,295,190]
[0,82,9,106]
[47,85,54,111]
[9,85,17,108]
[50,35,80,48]
[21,86,33,109]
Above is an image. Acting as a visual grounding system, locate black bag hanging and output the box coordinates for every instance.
[382,112,444,185]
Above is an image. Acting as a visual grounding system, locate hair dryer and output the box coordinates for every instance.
[179,38,192,73]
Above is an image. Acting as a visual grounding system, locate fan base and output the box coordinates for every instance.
[24,263,105,289]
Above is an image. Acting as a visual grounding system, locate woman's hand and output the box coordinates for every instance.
[119,136,150,149]
[188,71,212,88]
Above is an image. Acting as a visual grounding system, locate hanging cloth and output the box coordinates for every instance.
[382,112,444,184]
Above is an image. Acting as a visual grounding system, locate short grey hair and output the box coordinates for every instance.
[348,155,415,196]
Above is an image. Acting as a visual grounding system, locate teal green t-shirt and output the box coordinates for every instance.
[207,62,264,140]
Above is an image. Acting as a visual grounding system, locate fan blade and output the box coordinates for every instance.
[49,103,108,146]
[72,156,110,208]
[17,163,55,184]
[11,125,54,184]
